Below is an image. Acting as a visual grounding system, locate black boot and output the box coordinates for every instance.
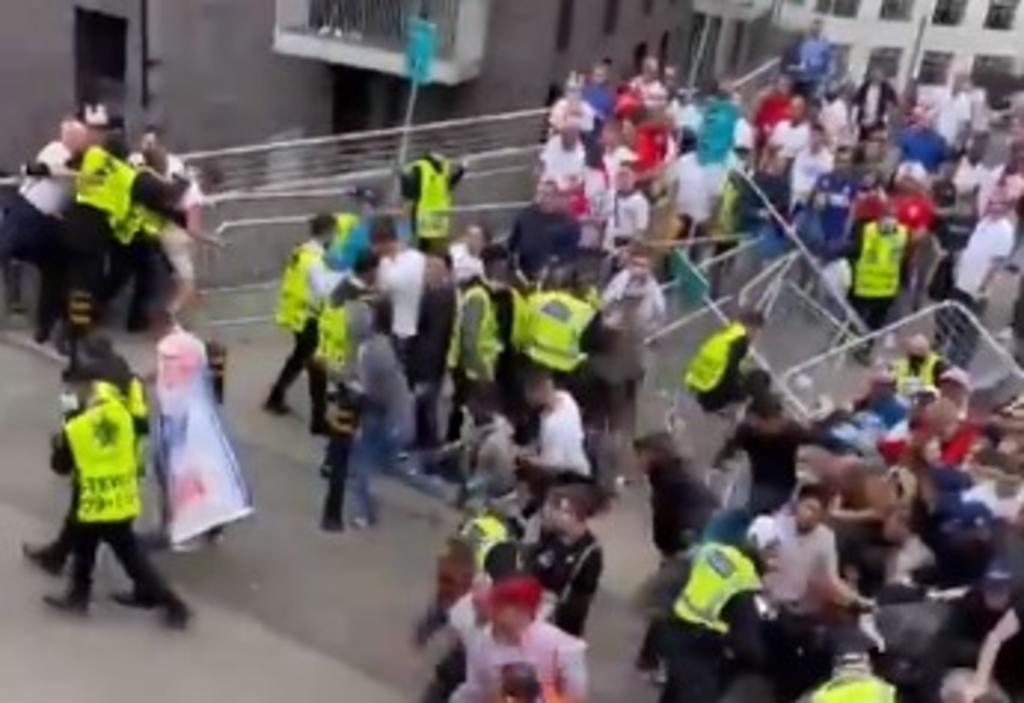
[111,591,160,610]
[22,543,64,577]
[163,600,192,630]
[43,593,88,616]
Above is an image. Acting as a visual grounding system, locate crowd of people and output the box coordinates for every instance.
[5,17,1024,703]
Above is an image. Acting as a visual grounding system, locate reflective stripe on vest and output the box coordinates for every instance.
[413,159,452,240]
[673,543,760,633]
[683,322,747,393]
[448,284,504,381]
[75,146,137,232]
[524,292,596,373]
[460,514,509,571]
[893,352,939,396]
[811,675,896,703]
[65,392,140,523]
[275,242,324,333]
[853,222,907,299]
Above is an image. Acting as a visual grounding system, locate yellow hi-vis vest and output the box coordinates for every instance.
[449,284,504,381]
[524,291,596,373]
[853,222,907,299]
[276,241,324,333]
[76,146,138,234]
[65,388,141,524]
[316,292,367,378]
[460,514,510,571]
[684,322,747,393]
[810,674,896,703]
[510,288,530,352]
[412,158,452,241]
[893,352,940,396]
[332,213,360,252]
[673,543,760,633]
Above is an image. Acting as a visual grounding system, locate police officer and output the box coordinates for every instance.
[683,307,764,415]
[264,214,334,434]
[848,201,909,334]
[658,516,780,703]
[520,267,600,382]
[806,642,896,703]
[316,251,378,532]
[400,151,465,254]
[892,333,947,397]
[41,353,190,629]
[23,336,148,574]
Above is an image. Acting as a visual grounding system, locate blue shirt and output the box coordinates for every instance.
[898,127,948,174]
[581,84,615,122]
[815,172,857,255]
[799,38,832,84]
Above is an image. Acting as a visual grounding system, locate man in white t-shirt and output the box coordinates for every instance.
[790,123,835,205]
[935,76,973,150]
[373,215,426,355]
[522,370,590,479]
[539,125,586,193]
[604,167,650,251]
[3,118,89,342]
[770,96,811,161]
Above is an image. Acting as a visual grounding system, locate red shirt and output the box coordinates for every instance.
[853,190,887,223]
[754,91,792,138]
[633,122,672,175]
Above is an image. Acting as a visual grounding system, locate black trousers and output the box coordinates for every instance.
[659,619,727,703]
[68,519,185,609]
[269,319,327,422]
[850,294,895,332]
[96,236,161,329]
[0,196,67,340]
[321,432,354,525]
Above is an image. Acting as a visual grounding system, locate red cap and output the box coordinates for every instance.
[489,575,543,616]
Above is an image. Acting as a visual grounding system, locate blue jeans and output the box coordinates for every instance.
[348,411,448,524]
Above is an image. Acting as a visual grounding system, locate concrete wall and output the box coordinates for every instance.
[0,0,332,167]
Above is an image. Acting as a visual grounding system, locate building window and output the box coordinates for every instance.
[984,0,1019,29]
[868,46,903,78]
[555,0,575,52]
[603,0,620,35]
[815,0,861,17]
[879,0,914,20]
[972,53,1016,78]
[644,0,655,14]
[832,43,852,78]
[932,0,967,24]
[918,50,954,85]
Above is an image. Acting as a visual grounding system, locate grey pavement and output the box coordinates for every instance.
[0,331,660,703]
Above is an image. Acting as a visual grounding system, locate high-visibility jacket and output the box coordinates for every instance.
[410,157,452,241]
[810,674,896,703]
[893,352,940,396]
[683,322,747,393]
[459,513,510,571]
[853,222,908,299]
[315,289,372,377]
[510,288,530,352]
[75,145,138,233]
[449,284,504,381]
[275,241,324,333]
[523,291,596,373]
[673,543,760,634]
[332,213,360,252]
[65,388,141,524]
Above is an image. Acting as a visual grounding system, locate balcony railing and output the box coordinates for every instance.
[275,0,489,84]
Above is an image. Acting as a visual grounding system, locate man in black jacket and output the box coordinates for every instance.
[410,256,457,456]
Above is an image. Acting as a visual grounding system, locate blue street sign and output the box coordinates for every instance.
[405,17,437,85]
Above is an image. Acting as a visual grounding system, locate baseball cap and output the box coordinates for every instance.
[939,367,971,390]
[747,515,782,550]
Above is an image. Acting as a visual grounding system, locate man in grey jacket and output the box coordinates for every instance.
[347,297,448,528]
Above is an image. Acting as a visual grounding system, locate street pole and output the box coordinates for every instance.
[906,0,937,91]
[686,15,712,92]
[392,0,430,204]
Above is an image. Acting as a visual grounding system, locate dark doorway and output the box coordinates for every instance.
[74,8,128,116]
[633,41,649,75]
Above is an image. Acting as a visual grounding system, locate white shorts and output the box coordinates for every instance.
[159,224,195,281]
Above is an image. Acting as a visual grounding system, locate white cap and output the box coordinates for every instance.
[83,104,110,128]
[747,515,782,550]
